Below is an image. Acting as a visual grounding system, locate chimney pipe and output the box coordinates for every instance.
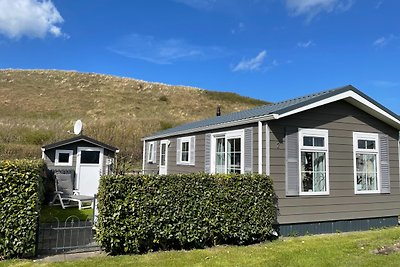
[216,106,221,116]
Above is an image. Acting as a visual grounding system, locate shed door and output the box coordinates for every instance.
[76,147,104,196]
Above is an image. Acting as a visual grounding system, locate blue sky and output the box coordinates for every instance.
[0,0,399,114]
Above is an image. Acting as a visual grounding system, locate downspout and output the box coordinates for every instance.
[142,140,146,174]
[265,123,271,176]
[258,121,263,174]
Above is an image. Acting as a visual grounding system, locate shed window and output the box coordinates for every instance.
[353,132,379,193]
[80,151,100,164]
[299,129,329,195]
[55,150,73,166]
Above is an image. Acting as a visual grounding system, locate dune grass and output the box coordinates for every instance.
[0,69,268,169]
[2,227,400,267]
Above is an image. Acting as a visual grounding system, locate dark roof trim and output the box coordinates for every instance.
[143,85,400,140]
[42,135,119,152]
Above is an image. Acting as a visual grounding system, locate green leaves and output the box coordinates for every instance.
[96,173,277,255]
[0,160,44,259]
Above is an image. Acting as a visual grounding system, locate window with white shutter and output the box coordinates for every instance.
[176,136,195,165]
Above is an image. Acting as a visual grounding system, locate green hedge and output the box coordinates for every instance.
[96,173,277,254]
[0,160,44,259]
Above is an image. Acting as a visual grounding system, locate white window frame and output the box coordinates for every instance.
[298,129,330,196]
[55,149,73,166]
[147,141,156,163]
[210,129,244,174]
[177,136,195,165]
[353,132,380,194]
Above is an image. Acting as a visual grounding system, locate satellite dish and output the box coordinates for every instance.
[73,120,83,135]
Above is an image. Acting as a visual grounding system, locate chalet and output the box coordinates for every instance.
[142,85,400,235]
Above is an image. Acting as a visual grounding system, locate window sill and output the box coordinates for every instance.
[355,190,381,195]
[54,163,73,167]
[177,162,195,166]
[299,191,330,196]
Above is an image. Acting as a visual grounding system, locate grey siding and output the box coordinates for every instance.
[269,100,400,224]
[144,124,259,174]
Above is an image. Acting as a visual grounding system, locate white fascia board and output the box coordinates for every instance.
[258,121,263,174]
[276,91,400,129]
[142,114,278,141]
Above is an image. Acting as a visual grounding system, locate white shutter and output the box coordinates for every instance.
[379,134,390,194]
[286,127,299,196]
[176,138,182,164]
[190,136,196,165]
[244,127,253,173]
[205,134,211,173]
[153,141,158,164]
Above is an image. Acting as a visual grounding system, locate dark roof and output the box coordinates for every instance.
[42,135,119,152]
[144,85,400,140]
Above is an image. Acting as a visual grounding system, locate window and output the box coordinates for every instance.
[147,141,156,163]
[80,151,100,164]
[55,150,73,166]
[299,129,329,195]
[353,132,379,193]
[176,136,195,165]
[211,130,244,174]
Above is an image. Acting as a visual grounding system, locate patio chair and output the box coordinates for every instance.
[51,173,94,210]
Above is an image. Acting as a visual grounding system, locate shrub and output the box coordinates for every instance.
[0,159,45,259]
[158,95,168,102]
[96,173,277,254]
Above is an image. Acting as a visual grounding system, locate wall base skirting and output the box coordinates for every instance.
[277,216,399,236]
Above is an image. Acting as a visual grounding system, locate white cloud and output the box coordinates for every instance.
[0,0,65,39]
[372,34,397,48]
[286,0,354,22]
[231,22,245,34]
[370,80,399,88]
[232,50,267,72]
[375,0,383,9]
[297,40,315,48]
[174,0,217,10]
[109,33,226,64]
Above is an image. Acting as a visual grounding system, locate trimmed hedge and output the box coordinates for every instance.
[0,160,45,259]
[96,173,277,254]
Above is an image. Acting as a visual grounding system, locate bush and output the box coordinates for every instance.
[96,173,277,254]
[0,159,45,259]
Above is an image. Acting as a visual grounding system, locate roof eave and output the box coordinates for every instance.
[142,113,278,141]
[276,90,400,129]
[42,135,119,152]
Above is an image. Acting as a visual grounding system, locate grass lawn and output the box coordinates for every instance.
[2,226,400,267]
[40,205,94,223]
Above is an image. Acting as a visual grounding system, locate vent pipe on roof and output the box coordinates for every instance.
[216,106,221,117]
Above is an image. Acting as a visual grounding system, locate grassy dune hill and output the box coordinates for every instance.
[0,69,268,168]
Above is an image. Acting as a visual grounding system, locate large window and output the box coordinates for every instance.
[212,130,244,174]
[299,129,329,195]
[176,136,195,165]
[353,132,379,193]
[55,150,73,166]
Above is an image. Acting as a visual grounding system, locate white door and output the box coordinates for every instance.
[76,147,104,196]
[159,140,168,175]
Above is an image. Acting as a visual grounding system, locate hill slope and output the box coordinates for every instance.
[0,69,268,168]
